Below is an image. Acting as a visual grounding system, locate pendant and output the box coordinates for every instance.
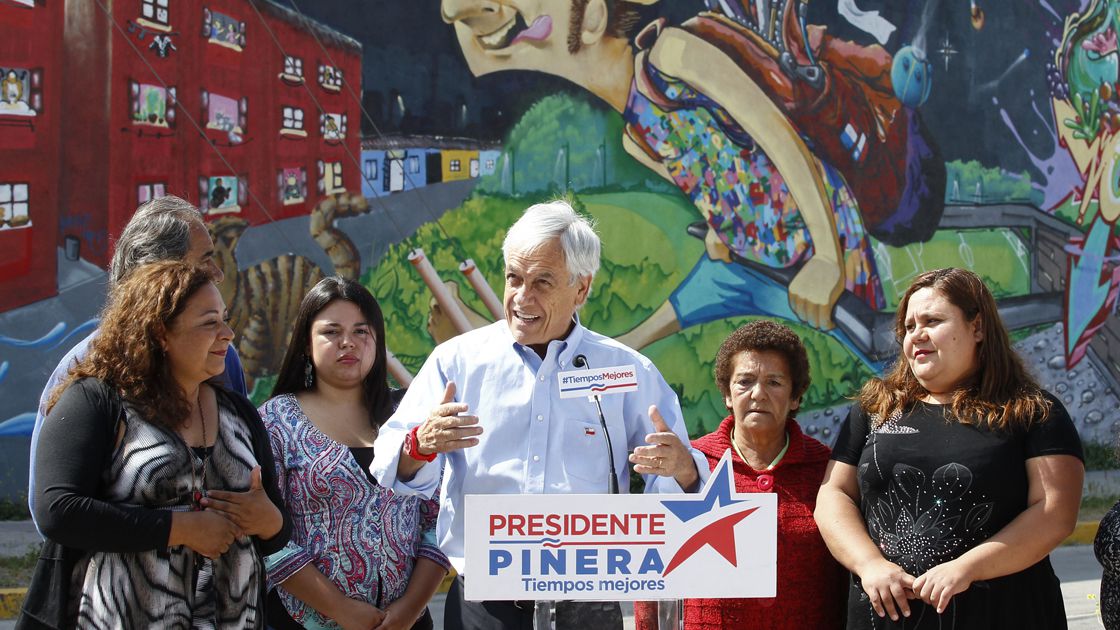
[192,489,204,511]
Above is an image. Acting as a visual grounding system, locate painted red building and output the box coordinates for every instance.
[60,0,362,269]
[0,0,63,311]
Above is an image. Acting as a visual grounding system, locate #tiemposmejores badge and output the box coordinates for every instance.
[557,364,638,399]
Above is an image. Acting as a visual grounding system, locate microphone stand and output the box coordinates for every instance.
[534,355,622,630]
[573,354,618,494]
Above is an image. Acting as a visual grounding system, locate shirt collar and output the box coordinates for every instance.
[504,314,587,370]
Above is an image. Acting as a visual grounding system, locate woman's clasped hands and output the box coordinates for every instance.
[859,556,977,620]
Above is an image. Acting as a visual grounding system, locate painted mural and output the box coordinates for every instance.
[3,0,1120,475]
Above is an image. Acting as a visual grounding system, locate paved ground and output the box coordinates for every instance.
[1056,544,1106,629]
[0,521,37,557]
[0,523,1105,628]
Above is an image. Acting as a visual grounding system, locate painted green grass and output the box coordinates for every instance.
[366,191,701,372]
[578,194,703,337]
[873,229,1033,309]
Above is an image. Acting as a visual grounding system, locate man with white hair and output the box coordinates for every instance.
[374,199,706,630]
[29,195,247,527]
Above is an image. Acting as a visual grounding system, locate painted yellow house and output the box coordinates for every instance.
[440,149,479,182]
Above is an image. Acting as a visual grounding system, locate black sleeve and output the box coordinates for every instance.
[33,378,173,552]
[216,387,291,557]
[1024,391,1085,461]
[830,403,870,465]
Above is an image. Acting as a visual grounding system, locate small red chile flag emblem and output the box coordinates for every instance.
[584,427,597,436]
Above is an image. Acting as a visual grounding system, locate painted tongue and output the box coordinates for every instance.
[512,15,552,45]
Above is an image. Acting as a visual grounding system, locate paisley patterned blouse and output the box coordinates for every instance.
[261,394,449,628]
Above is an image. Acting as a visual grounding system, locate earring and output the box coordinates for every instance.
[303,356,314,389]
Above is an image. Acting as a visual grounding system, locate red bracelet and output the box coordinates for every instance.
[404,424,437,462]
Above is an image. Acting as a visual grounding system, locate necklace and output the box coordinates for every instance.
[730,425,789,471]
[189,388,209,511]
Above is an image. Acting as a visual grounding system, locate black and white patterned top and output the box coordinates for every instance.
[33,378,289,629]
[1095,500,1120,629]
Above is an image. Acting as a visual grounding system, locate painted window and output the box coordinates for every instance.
[278,167,307,205]
[202,91,246,142]
[0,67,42,117]
[203,8,245,51]
[318,160,344,195]
[137,182,167,206]
[450,159,461,172]
[138,0,171,31]
[0,182,30,230]
[318,63,343,92]
[409,156,420,174]
[130,81,176,128]
[281,106,306,137]
[281,55,304,84]
[320,112,347,142]
[364,158,378,182]
[199,175,246,214]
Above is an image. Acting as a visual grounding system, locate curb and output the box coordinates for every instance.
[0,588,24,620]
[438,569,456,593]
[1065,520,1101,546]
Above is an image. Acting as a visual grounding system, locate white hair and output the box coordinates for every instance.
[502,200,600,284]
[109,195,205,287]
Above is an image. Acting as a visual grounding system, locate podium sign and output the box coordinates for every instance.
[464,452,776,601]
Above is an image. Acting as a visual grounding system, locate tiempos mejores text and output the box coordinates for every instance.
[463,453,779,601]
[556,364,639,398]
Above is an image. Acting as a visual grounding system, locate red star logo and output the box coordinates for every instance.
[662,506,758,576]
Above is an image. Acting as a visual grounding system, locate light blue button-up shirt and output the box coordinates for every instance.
[372,320,709,574]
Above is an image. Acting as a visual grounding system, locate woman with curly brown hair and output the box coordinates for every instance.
[815,267,1084,630]
[21,261,289,629]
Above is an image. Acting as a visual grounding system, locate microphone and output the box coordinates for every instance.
[573,354,619,494]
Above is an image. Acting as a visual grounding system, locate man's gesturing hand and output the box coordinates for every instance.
[415,381,483,455]
[629,405,700,491]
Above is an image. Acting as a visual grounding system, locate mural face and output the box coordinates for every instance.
[3,0,1120,458]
